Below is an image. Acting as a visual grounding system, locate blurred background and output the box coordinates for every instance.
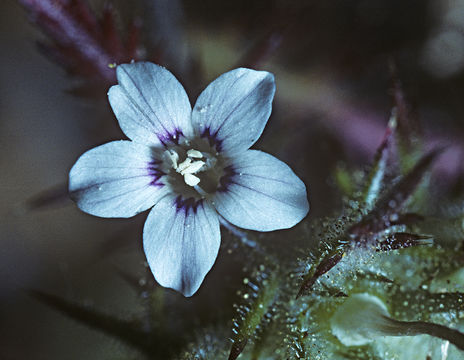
[1,0,463,358]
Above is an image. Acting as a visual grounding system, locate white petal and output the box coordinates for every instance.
[191,68,275,155]
[69,141,170,218]
[108,62,193,146]
[330,293,390,346]
[143,195,220,297]
[213,150,309,231]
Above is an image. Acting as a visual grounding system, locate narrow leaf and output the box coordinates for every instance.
[297,249,344,298]
[25,183,69,210]
[376,232,433,252]
[100,3,124,58]
[334,164,356,197]
[389,60,422,154]
[362,115,397,210]
[229,272,279,360]
[298,150,440,297]
[19,0,144,91]
[349,148,442,237]
[236,30,283,69]
[29,289,153,354]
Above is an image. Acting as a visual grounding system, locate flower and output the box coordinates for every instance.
[330,293,464,356]
[330,293,392,346]
[69,62,309,296]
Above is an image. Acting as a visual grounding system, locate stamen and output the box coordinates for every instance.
[177,158,192,172]
[163,149,179,169]
[184,173,201,186]
[176,149,208,185]
[181,160,205,175]
[187,149,203,158]
[164,147,215,188]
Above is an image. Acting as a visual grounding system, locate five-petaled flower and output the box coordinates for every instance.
[69,62,309,296]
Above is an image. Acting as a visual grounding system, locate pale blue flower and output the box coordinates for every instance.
[69,62,309,296]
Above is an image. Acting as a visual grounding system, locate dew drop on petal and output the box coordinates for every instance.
[197,104,212,113]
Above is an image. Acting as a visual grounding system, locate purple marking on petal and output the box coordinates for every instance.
[217,165,236,192]
[201,127,223,152]
[174,195,203,215]
[158,128,184,146]
[147,161,165,187]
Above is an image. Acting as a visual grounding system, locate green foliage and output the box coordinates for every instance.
[229,267,280,360]
[32,88,464,359]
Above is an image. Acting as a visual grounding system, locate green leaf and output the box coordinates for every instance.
[29,289,154,356]
[229,271,280,360]
[297,248,345,298]
[349,148,442,237]
[361,115,397,210]
[376,232,433,252]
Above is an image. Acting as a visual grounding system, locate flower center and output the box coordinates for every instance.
[163,148,216,187]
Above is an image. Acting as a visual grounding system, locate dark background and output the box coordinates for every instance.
[1,0,463,358]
